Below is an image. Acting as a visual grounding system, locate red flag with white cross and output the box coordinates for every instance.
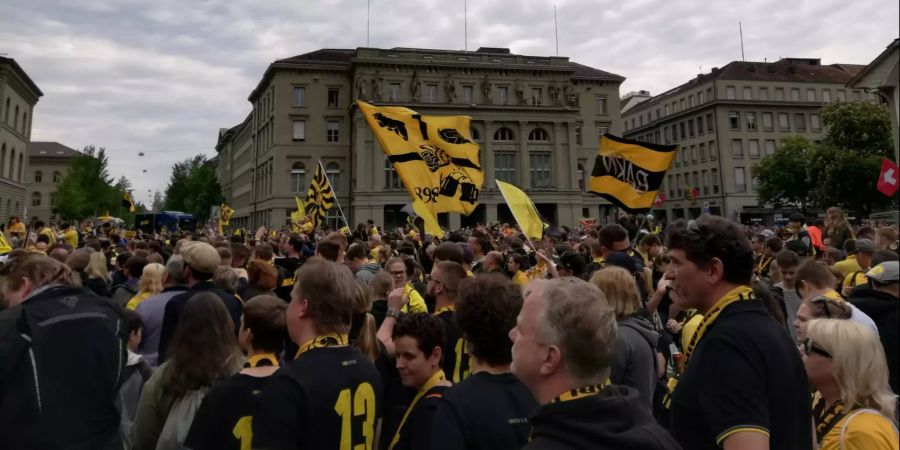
[877,158,899,197]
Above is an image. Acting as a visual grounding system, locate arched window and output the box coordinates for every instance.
[528,127,550,142]
[4,98,9,124]
[470,127,480,142]
[290,162,306,193]
[325,162,341,193]
[53,171,62,183]
[493,127,514,142]
[34,170,43,183]
[13,105,18,131]
[31,192,41,207]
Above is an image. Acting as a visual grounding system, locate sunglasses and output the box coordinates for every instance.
[811,297,836,318]
[803,337,831,358]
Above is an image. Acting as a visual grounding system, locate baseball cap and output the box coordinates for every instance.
[866,261,899,283]
[855,239,876,254]
[604,251,639,273]
[181,241,221,274]
[558,251,586,277]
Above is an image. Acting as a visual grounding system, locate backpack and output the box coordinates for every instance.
[155,387,209,450]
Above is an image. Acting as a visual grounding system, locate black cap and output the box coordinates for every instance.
[605,251,639,273]
[558,251,586,277]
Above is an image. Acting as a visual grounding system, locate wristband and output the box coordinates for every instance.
[386,309,400,320]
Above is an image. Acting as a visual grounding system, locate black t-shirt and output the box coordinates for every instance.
[430,372,537,450]
[669,299,812,450]
[376,342,415,450]
[252,345,383,450]
[435,309,469,383]
[184,373,271,450]
[392,385,449,450]
[274,257,302,301]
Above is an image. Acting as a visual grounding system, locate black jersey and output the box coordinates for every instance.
[184,373,270,450]
[252,345,383,450]
[392,385,449,450]
[430,372,538,450]
[435,308,469,383]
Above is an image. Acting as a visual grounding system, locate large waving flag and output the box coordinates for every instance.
[358,100,483,216]
[588,134,677,213]
[122,191,136,213]
[219,203,235,225]
[305,161,334,229]
[411,199,445,239]
[496,180,546,241]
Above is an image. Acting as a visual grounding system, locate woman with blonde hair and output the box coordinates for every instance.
[804,319,898,449]
[349,280,380,361]
[825,207,854,250]
[126,263,165,310]
[589,265,658,409]
[84,250,112,297]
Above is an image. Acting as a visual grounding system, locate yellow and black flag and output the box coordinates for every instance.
[305,161,334,229]
[122,191,136,213]
[219,203,234,225]
[588,134,677,213]
[358,100,483,216]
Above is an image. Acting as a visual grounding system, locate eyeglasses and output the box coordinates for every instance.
[803,337,831,358]
[811,297,835,318]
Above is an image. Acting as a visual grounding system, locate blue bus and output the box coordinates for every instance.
[135,211,196,233]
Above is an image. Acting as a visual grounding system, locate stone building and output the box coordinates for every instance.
[26,141,80,223]
[0,56,42,225]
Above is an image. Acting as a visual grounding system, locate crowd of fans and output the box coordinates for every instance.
[0,207,897,450]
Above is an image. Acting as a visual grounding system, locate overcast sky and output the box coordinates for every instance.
[2,0,898,205]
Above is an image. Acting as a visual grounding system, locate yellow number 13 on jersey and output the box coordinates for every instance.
[334,382,376,450]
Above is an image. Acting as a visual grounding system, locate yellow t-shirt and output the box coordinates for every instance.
[512,270,528,287]
[9,222,25,235]
[126,291,153,310]
[834,256,862,278]
[39,227,55,243]
[842,271,868,297]
[401,283,428,314]
[63,228,78,248]
[821,409,899,450]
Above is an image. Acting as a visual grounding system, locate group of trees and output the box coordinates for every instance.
[753,101,897,217]
[162,154,222,224]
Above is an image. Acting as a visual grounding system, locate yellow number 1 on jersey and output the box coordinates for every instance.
[334,382,376,450]
[232,416,253,450]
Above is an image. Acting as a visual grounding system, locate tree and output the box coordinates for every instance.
[753,136,815,211]
[151,190,165,212]
[163,154,222,223]
[54,146,119,220]
[819,101,894,157]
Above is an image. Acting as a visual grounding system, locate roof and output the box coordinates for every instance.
[273,48,356,66]
[570,61,625,82]
[848,39,900,87]
[28,141,80,157]
[0,56,43,98]
[626,57,864,115]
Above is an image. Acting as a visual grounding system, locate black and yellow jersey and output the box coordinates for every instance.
[252,345,383,450]
[435,307,470,383]
[185,373,271,450]
[391,385,449,450]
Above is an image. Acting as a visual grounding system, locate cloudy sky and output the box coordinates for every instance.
[2,0,898,204]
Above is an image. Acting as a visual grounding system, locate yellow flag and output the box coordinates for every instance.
[0,230,11,254]
[291,196,306,223]
[588,134,677,213]
[219,203,234,225]
[496,180,546,240]
[411,199,445,239]
[358,100,483,215]
[305,162,334,229]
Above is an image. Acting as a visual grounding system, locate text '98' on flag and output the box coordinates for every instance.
[357,100,483,216]
[588,134,677,213]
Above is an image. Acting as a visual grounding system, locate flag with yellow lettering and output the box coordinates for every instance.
[358,100,483,215]
[305,161,334,229]
[588,134,677,213]
[496,180,547,240]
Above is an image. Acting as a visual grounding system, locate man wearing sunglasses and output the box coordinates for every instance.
[664,216,811,450]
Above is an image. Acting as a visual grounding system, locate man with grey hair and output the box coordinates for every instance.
[509,277,679,449]
[134,255,187,367]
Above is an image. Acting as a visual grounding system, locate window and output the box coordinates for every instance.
[731,139,744,158]
[691,145,698,162]
[325,162,340,193]
[794,113,806,131]
[706,113,714,133]
[775,88,785,101]
[688,95,695,107]
[498,86,509,105]
[34,170,42,183]
[327,120,340,142]
[688,120,695,137]
[655,109,660,120]
[852,90,861,101]
[494,153,517,183]
[664,104,670,116]
[806,88,816,102]
[759,87,769,100]
[425,84,438,102]
[822,90,832,103]
[664,126,672,144]
[577,163,585,191]
[389,83,401,101]
[668,174,674,198]
[596,122,609,136]
[778,113,790,131]
[676,174,683,192]
[710,141,717,160]
[702,170,709,194]
[697,116,705,135]
[494,127,514,141]
[291,162,306,193]
[385,158,403,189]
[327,88,340,108]
[531,88,542,106]
[3,98,8,124]
[575,123,582,146]
[13,106,18,130]
[765,140,776,156]
[53,171,62,183]
[836,90,846,102]
[748,139,760,157]
[528,127,549,141]
[734,167,747,192]
[810,114,821,132]
[726,86,736,99]
[743,87,752,100]
[31,192,41,207]
[712,168,720,193]
[707,88,713,101]
[292,120,306,141]
[762,112,774,131]
[790,88,801,101]
[680,99,685,111]
[463,85,473,103]
[50,193,57,207]
[679,122,686,140]
[699,142,707,160]
[470,127,480,141]
[729,111,740,129]
[746,112,757,130]
[698,91,705,103]
[594,95,608,115]
[530,154,552,188]
[292,87,305,106]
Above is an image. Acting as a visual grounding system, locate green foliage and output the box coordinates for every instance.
[753,136,814,210]
[819,101,894,158]
[163,154,222,223]
[54,146,120,220]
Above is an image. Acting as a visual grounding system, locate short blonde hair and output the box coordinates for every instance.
[138,263,166,296]
[85,251,111,282]
[807,319,896,418]
[589,266,641,319]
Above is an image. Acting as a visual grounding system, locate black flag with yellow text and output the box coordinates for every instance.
[588,134,677,213]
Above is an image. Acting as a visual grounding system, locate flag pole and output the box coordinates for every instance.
[320,160,350,229]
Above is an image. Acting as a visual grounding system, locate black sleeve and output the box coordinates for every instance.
[410,396,442,450]
[184,391,217,450]
[252,375,305,450]
[429,398,466,450]
[157,299,178,363]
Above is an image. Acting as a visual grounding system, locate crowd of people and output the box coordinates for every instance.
[0,206,897,450]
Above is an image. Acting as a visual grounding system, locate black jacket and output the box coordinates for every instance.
[157,281,243,363]
[0,285,128,450]
[849,285,899,393]
[525,385,681,450]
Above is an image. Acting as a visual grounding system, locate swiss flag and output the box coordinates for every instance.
[877,158,899,197]
[654,193,666,207]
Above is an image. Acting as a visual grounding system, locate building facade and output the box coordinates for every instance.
[849,39,899,162]
[0,56,42,225]
[622,58,878,224]
[216,47,624,230]
[26,142,80,223]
